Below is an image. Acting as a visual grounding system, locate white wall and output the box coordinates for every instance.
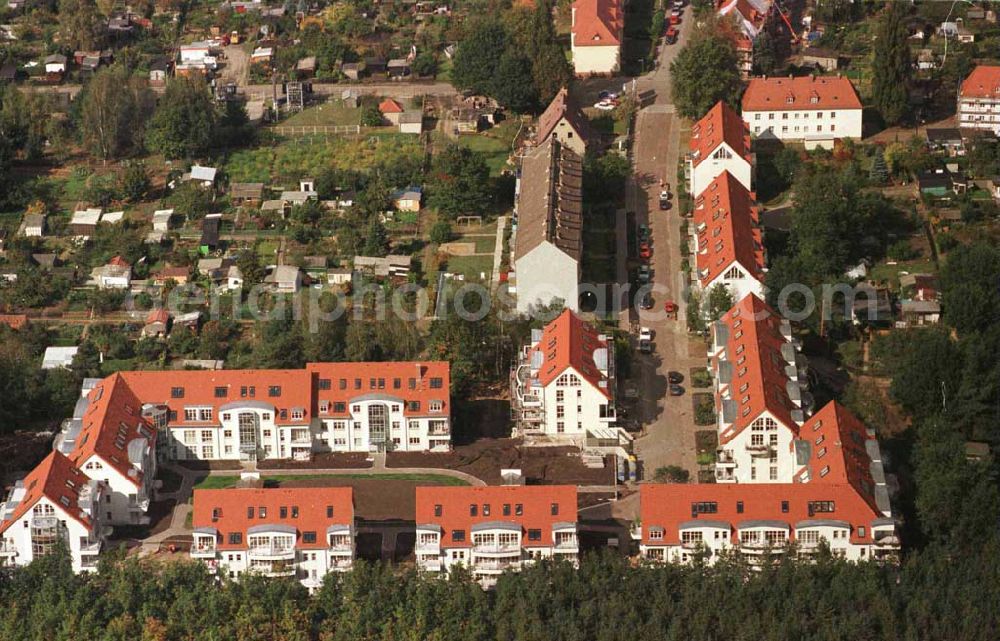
[715,411,800,483]
[689,144,753,197]
[515,243,580,314]
[0,497,103,573]
[571,43,620,76]
[703,267,765,305]
[744,108,863,142]
[539,368,612,438]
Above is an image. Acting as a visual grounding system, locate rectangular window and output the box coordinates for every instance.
[429,400,443,412]
[303,531,316,544]
[171,387,184,398]
[502,504,511,516]
[452,529,465,542]
[550,503,559,516]
[430,377,443,389]
[326,506,334,517]
[228,532,242,545]
[434,504,442,517]
[318,378,331,390]
[259,506,267,518]
[407,401,421,412]
[736,501,744,514]
[469,504,478,516]
[199,409,213,422]
[339,379,347,390]
[483,504,490,517]
[185,409,198,422]
[527,529,541,541]
[280,506,288,519]
[247,507,254,519]
[334,402,346,413]
[214,387,228,398]
[515,504,523,516]
[268,386,281,398]
[781,501,789,513]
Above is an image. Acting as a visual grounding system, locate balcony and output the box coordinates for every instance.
[681,539,704,550]
[472,542,521,556]
[329,558,353,570]
[79,538,102,555]
[428,425,450,437]
[129,496,150,512]
[191,543,217,558]
[0,544,17,557]
[249,544,295,560]
[598,405,616,422]
[740,540,788,553]
[715,468,736,482]
[415,539,440,553]
[261,566,296,578]
[419,559,443,572]
[745,443,774,456]
[716,450,735,465]
[474,559,522,572]
[873,533,900,548]
[289,435,312,445]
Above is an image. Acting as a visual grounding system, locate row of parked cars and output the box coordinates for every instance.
[665,0,684,44]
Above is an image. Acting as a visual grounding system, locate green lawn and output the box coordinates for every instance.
[455,233,496,253]
[445,254,493,280]
[193,472,470,490]
[225,134,424,184]
[445,120,521,176]
[870,258,937,289]
[281,100,361,127]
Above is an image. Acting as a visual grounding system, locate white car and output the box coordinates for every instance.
[639,327,654,342]
[594,100,616,111]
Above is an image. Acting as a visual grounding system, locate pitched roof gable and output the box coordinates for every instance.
[530,309,611,398]
[0,452,92,534]
[571,0,624,47]
[959,65,1000,99]
[689,101,751,169]
[536,88,594,147]
[692,171,764,286]
[513,138,584,263]
[741,75,863,111]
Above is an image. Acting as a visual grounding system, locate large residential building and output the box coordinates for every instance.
[191,487,355,590]
[54,374,158,526]
[0,452,111,573]
[687,101,753,199]
[535,88,594,157]
[570,0,623,76]
[690,171,765,303]
[957,65,1000,134]
[709,294,811,483]
[414,485,579,585]
[512,138,584,314]
[638,479,898,565]
[52,363,451,471]
[510,309,620,444]
[741,75,863,148]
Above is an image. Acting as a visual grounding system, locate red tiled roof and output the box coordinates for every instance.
[0,451,93,534]
[529,309,612,398]
[0,314,28,330]
[109,255,130,268]
[536,87,594,147]
[688,101,751,169]
[118,369,314,426]
[192,487,354,550]
[306,362,451,418]
[152,266,190,281]
[639,481,885,546]
[145,308,170,325]
[959,65,1000,99]
[415,485,577,547]
[571,0,623,47]
[742,75,862,112]
[713,294,799,443]
[71,373,156,487]
[379,98,404,114]
[692,171,764,287]
[794,401,880,512]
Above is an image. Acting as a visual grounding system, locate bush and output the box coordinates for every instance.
[694,393,716,425]
[654,465,690,483]
[429,221,454,244]
[888,239,919,261]
[936,230,959,253]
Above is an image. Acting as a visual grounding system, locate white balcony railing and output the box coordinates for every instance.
[249,545,295,559]
[79,538,102,554]
[472,542,521,555]
[191,544,217,558]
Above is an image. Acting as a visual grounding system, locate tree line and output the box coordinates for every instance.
[3,543,1000,641]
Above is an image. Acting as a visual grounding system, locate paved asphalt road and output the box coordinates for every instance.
[621,6,706,480]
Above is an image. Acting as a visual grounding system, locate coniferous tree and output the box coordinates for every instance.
[871,3,911,125]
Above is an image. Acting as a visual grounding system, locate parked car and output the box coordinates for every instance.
[638,223,650,240]
[638,265,651,283]
[638,338,652,354]
[594,100,616,111]
[667,371,684,384]
[665,26,678,44]
[672,0,685,9]
[639,327,654,342]
[669,384,685,396]
[659,191,670,210]
[639,244,652,259]
[669,12,680,25]
[640,292,654,310]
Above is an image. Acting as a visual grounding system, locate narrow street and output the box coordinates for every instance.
[622,5,704,478]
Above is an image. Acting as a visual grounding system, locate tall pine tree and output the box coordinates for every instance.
[871,3,911,125]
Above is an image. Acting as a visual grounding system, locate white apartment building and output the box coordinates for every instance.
[415,486,579,586]
[708,294,811,484]
[741,75,863,148]
[191,487,354,591]
[687,101,753,199]
[54,374,158,526]
[570,0,623,76]
[957,65,1000,134]
[510,309,620,444]
[512,138,584,314]
[690,171,765,304]
[53,363,452,467]
[0,452,111,573]
[639,482,899,566]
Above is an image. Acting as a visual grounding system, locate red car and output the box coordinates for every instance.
[669,13,680,25]
[665,26,678,44]
[640,246,652,259]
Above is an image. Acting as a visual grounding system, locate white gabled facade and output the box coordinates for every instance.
[741,75,863,148]
[957,65,1000,135]
[511,310,618,443]
[0,452,111,573]
[687,102,753,198]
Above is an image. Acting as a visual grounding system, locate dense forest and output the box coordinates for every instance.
[2,544,999,641]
